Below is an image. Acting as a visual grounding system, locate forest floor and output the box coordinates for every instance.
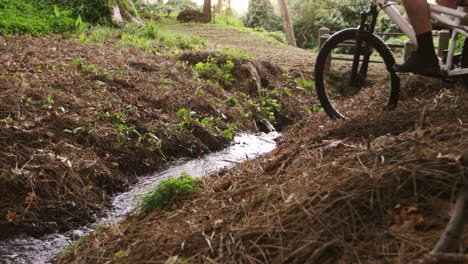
[0,24,318,240]
[1,22,467,263]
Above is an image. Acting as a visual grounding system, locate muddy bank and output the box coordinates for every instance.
[0,34,316,239]
[60,86,467,263]
[0,132,278,264]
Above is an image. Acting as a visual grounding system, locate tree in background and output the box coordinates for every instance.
[290,0,368,48]
[277,0,296,46]
[243,0,282,32]
[203,0,212,21]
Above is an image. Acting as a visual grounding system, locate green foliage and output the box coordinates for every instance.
[137,0,198,18]
[193,57,235,86]
[264,31,287,44]
[135,172,202,213]
[175,107,198,130]
[290,0,368,48]
[226,96,239,107]
[294,78,315,91]
[120,33,154,52]
[114,250,130,260]
[0,0,77,35]
[219,46,251,59]
[215,12,245,28]
[243,0,282,32]
[222,123,237,140]
[87,25,121,42]
[118,22,207,52]
[242,91,283,124]
[69,58,108,77]
[138,19,160,39]
[54,0,113,24]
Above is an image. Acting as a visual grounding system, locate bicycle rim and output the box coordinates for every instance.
[315,29,399,119]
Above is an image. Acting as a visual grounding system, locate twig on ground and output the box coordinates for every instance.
[420,253,468,264]
[431,190,468,254]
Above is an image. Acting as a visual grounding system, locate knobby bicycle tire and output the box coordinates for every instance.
[314,28,400,119]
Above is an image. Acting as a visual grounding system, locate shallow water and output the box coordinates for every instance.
[0,132,278,264]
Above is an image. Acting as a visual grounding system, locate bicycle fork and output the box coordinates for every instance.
[349,4,379,87]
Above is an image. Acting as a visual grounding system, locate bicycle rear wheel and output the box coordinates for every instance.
[314,29,400,119]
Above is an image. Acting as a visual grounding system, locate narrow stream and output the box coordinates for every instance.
[0,132,279,264]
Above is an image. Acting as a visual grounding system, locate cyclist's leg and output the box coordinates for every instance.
[404,0,432,33]
[394,0,440,75]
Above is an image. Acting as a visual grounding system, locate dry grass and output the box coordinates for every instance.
[61,86,467,263]
[0,35,317,238]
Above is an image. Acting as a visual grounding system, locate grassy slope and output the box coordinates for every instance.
[166,23,316,75]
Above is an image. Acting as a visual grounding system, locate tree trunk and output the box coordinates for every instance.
[203,0,212,22]
[277,0,296,47]
[111,0,140,24]
[216,0,223,13]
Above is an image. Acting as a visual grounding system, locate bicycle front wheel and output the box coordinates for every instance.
[314,29,400,119]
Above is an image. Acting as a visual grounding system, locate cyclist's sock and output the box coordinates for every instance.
[416,31,437,60]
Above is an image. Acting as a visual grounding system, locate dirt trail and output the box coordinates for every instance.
[166,24,315,75]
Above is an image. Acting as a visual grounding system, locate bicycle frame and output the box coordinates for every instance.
[375,0,468,76]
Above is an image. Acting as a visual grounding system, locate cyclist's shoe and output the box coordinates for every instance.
[393,51,441,77]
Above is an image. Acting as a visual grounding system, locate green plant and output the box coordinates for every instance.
[116,123,134,143]
[194,89,204,96]
[243,0,282,32]
[114,250,130,260]
[226,96,239,107]
[244,93,282,124]
[139,0,199,19]
[63,127,85,136]
[294,78,315,91]
[176,107,196,129]
[222,123,237,140]
[215,12,245,28]
[135,172,202,213]
[69,57,108,77]
[142,132,162,152]
[139,19,160,39]
[0,0,77,35]
[219,46,251,59]
[88,25,120,42]
[200,117,214,129]
[193,57,235,86]
[119,34,154,52]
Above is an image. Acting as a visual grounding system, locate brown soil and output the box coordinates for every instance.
[2,22,467,263]
[59,79,467,263]
[0,32,317,239]
[177,10,210,23]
